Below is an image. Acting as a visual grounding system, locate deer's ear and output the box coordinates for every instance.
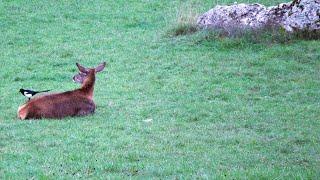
[76,63,88,73]
[95,62,106,72]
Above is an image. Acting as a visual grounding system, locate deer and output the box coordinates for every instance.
[17,62,106,120]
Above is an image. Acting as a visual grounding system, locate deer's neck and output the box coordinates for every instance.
[80,70,95,99]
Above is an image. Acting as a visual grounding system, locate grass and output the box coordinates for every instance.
[166,2,199,36]
[1,0,320,179]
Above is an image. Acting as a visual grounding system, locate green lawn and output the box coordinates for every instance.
[1,0,319,179]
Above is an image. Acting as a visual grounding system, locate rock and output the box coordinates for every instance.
[197,0,320,32]
[278,0,320,32]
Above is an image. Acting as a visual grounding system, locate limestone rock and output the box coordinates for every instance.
[197,0,320,32]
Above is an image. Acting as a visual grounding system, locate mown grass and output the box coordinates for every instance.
[1,0,320,179]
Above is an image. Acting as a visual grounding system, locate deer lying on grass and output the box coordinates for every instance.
[17,62,106,120]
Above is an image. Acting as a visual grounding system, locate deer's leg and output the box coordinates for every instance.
[76,102,95,116]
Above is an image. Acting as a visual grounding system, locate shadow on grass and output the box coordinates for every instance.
[167,24,320,45]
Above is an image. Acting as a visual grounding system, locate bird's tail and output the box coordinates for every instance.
[39,90,51,93]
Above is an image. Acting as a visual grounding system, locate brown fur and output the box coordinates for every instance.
[18,68,100,120]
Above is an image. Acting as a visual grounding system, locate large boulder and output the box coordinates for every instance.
[197,0,320,32]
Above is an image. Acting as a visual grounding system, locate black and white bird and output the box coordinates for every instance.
[19,88,50,100]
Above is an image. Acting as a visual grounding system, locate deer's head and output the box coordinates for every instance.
[73,62,106,84]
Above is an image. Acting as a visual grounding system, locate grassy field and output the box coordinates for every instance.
[1,0,319,178]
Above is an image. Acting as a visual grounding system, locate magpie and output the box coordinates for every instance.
[19,89,50,100]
